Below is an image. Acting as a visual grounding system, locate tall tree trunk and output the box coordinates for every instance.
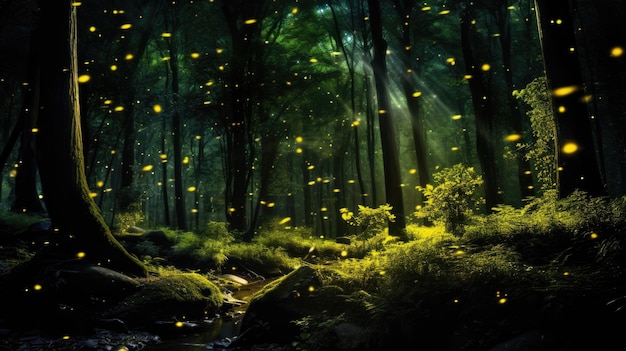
[494,1,535,200]
[575,0,626,196]
[166,1,188,230]
[534,0,606,198]
[36,0,145,276]
[368,0,407,240]
[460,4,501,211]
[222,0,264,236]
[394,0,430,205]
[12,36,45,214]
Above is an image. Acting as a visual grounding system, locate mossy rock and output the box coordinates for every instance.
[104,272,223,327]
[236,265,371,350]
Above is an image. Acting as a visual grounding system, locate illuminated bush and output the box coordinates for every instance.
[416,164,484,236]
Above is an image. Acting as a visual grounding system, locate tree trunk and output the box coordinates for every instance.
[460,4,501,211]
[35,0,146,277]
[368,0,407,240]
[394,0,430,204]
[534,0,606,198]
[166,2,188,231]
[494,1,535,200]
[12,35,45,214]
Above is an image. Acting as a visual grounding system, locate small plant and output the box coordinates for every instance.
[340,204,395,240]
[416,164,483,236]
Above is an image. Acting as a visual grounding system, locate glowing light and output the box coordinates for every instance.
[320,207,328,212]
[505,133,522,142]
[498,298,508,304]
[33,284,43,291]
[114,106,124,112]
[590,232,599,239]
[31,128,38,133]
[309,58,318,63]
[412,91,422,98]
[78,75,91,83]
[183,156,190,164]
[72,2,82,7]
[351,120,360,127]
[89,26,96,32]
[446,57,456,65]
[308,285,315,292]
[464,74,473,79]
[553,85,579,97]
[153,104,162,113]
[110,65,118,71]
[451,146,459,151]
[307,165,315,170]
[378,109,387,114]
[307,181,316,186]
[187,186,196,192]
[76,251,86,259]
[452,114,462,120]
[296,148,303,153]
[291,7,299,15]
[161,32,172,38]
[279,217,291,225]
[558,106,566,113]
[175,321,184,328]
[408,169,417,174]
[421,6,431,11]
[439,10,450,15]
[561,142,579,154]
[142,165,153,172]
[333,188,341,193]
[244,18,258,25]
[125,54,134,60]
[611,46,624,57]
[96,181,104,187]
[120,23,132,30]
[340,250,348,257]
[481,63,491,71]
[191,52,200,59]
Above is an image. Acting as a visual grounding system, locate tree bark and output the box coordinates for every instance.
[460,3,501,211]
[35,0,146,277]
[534,0,606,198]
[368,0,407,240]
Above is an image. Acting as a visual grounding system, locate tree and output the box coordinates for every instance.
[367,0,407,240]
[34,0,145,276]
[534,0,606,198]
[460,1,502,211]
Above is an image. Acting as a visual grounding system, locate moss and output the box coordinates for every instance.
[105,272,223,326]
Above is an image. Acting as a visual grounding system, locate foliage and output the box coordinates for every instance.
[416,164,484,236]
[256,228,345,261]
[340,204,395,239]
[513,77,556,192]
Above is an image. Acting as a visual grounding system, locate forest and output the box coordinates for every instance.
[0,0,625,350]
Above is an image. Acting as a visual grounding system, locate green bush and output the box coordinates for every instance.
[416,164,484,236]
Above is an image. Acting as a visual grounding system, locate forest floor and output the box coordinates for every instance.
[2,193,626,351]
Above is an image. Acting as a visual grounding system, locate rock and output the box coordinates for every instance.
[336,237,351,245]
[235,266,369,350]
[142,230,170,246]
[104,272,223,328]
[221,273,249,285]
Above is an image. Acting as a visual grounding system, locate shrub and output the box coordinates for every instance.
[416,164,484,236]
